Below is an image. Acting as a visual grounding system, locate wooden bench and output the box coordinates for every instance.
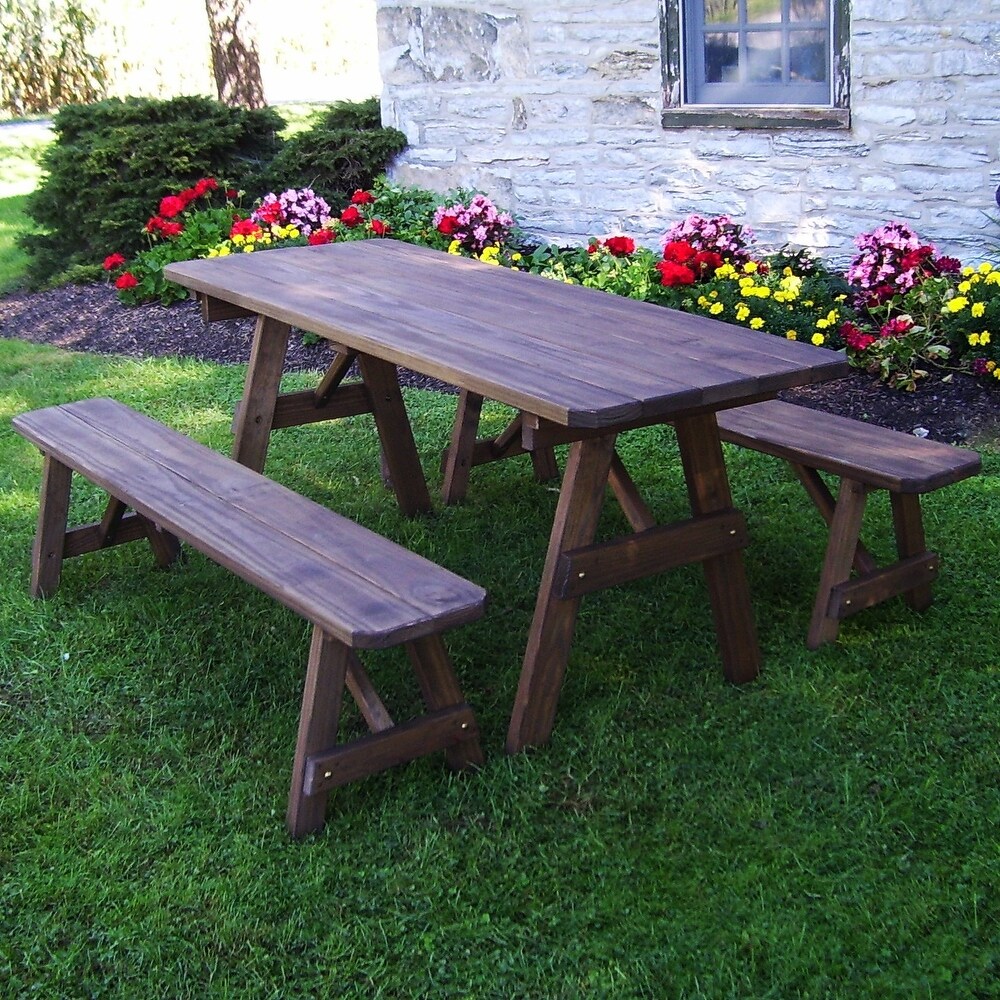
[13,397,487,838]
[716,399,981,648]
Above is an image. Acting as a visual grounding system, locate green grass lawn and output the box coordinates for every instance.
[1,339,997,997]
[0,125,50,293]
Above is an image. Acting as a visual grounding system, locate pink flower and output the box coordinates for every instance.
[102,253,125,271]
[115,272,138,290]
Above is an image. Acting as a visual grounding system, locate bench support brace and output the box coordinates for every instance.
[288,629,483,838]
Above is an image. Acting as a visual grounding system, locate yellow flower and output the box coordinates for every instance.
[812,333,825,346]
[988,360,997,372]
[447,239,462,255]
[479,246,501,265]
[981,331,992,344]
[716,262,736,278]
[709,302,724,315]
[744,261,758,274]
[994,368,1000,380]
[698,295,711,308]
[739,277,755,290]
[987,272,1000,285]
[816,318,829,329]
[785,330,798,340]
[971,302,986,318]
[968,333,982,346]
[946,296,969,312]
[962,266,975,276]
[217,245,231,256]
[979,262,994,275]
[958,280,972,294]
[750,317,765,330]
[511,252,523,262]
[735,304,751,322]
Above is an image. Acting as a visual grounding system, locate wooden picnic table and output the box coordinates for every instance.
[165,240,850,753]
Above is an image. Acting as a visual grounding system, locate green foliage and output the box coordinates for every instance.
[0,1,107,117]
[261,97,407,208]
[20,95,285,285]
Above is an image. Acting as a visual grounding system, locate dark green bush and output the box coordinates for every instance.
[21,95,285,285]
[261,97,407,208]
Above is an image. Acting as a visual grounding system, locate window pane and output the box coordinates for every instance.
[747,0,783,25]
[703,1,739,26]
[789,29,827,81]
[790,0,828,22]
[747,30,783,82]
[704,32,740,82]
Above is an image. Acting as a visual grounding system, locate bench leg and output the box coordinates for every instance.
[31,454,73,598]
[890,493,934,611]
[406,634,484,771]
[807,477,868,649]
[287,627,349,838]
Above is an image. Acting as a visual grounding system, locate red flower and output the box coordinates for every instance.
[840,321,876,351]
[193,177,218,198]
[159,220,184,238]
[229,217,262,238]
[436,213,460,236]
[340,205,364,228]
[603,236,636,257]
[307,228,335,245]
[255,201,284,225]
[655,260,696,286]
[693,250,723,276]
[226,188,239,200]
[586,242,599,255]
[102,253,126,271]
[145,216,164,234]
[369,218,391,237]
[179,187,198,205]
[880,316,913,338]
[115,272,138,290]
[662,240,696,264]
[350,189,375,205]
[158,195,186,218]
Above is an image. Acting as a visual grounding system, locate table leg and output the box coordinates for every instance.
[357,354,432,516]
[232,314,291,473]
[506,433,617,753]
[442,389,484,505]
[674,412,761,684]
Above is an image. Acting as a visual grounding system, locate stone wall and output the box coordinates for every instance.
[375,0,1000,263]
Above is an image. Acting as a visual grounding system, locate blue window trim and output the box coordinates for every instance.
[659,0,851,129]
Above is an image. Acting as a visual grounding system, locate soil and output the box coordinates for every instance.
[1,283,997,446]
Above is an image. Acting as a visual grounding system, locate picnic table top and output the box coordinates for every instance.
[165,241,850,429]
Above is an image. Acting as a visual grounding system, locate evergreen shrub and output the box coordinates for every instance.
[21,95,284,285]
[261,97,407,208]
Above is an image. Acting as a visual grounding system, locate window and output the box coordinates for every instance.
[660,0,850,128]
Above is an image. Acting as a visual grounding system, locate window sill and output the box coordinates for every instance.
[660,106,850,130]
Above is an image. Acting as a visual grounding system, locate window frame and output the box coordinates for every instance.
[659,0,851,129]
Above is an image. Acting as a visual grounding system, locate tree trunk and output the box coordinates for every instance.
[204,0,266,109]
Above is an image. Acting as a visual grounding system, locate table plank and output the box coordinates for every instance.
[166,242,849,428]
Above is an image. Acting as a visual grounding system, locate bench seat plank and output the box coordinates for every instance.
[14,398,485,649]
[717,399,981,493]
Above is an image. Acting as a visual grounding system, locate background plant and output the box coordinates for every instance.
[258,98,406,209]
[0,0,107,117]
[21,95,284,286]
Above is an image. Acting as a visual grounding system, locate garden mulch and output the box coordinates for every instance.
[1,283,997,447]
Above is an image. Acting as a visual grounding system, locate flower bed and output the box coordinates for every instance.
[101,179,1000,392]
